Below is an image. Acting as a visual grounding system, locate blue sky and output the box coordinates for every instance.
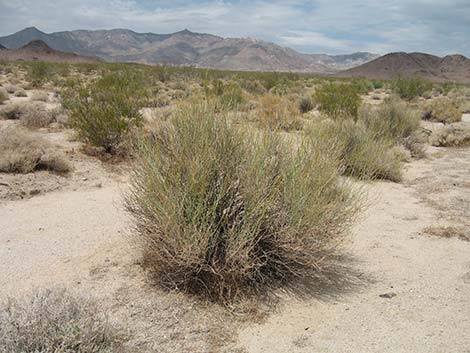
[1,0,469,56]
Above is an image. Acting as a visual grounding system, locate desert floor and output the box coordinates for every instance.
[1,107,469,352]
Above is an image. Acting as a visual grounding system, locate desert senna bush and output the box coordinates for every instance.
[313,82,361,120]
[257,93,303,131]
[0,288,124,353]
[311,119,403,182]
[65,73,143,154]
[125,102,360,301]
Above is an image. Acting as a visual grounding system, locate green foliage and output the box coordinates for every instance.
[298,96,314,113]
[28,61,53,87]
[360,97,421,141]
[351,79,374,95]
[391,75,432,100]
[65,72,143,153]
[126,103,360,301]
[311,119,403,182]
[313,83,361,120]
[371,80,384,89]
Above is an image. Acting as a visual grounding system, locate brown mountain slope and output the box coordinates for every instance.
[0,27,378,73]
[0,40,102,63]
[337,52,470,83]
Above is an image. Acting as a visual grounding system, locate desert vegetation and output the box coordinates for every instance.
[0,58,469,352]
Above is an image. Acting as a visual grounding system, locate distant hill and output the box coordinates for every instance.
[0,40,102,63]
[0,27,379,73]
[337,52,470,83]
[0,44,5,50]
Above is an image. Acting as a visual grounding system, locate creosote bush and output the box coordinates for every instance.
[126,103,360,301]
[0,127,70,173]
[298,96,314,113]
[65,73,143,154]
[313,83,361,120]
[391,75,432,100]
[0,288,124,353]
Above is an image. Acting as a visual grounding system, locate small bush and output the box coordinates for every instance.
[360,97,421,141]
[65,73,143,153]
[391,75,432,100]
[422,98,461,124]
[430,124,470,147]
[312,119,402,181]
[351,79,374,95]
[0,87,8,104]
[14,88,28,97]
[28,61,53,87]
[0,288,124,353]
[313,83,361,120]
[372,80,384,89]
[257,94,303,131]
[4,84,17,94]
[0,127,70,173]
[298,96,314,113]
[126,103,360,301]
[31,91,49,102]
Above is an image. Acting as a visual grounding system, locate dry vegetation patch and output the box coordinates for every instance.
[0,288,125,353]
[0,127,69,174]
[423,226,469,241]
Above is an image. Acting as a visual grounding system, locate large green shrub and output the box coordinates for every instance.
[391,75,432,100]
[65,73,143,153]
[28,61,53,87]
[125,103,360,301]
[313,83,361,120]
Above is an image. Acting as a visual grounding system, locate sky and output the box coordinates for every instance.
[0,0,469,56]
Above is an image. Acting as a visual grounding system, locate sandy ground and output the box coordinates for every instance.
[0,90,469,351]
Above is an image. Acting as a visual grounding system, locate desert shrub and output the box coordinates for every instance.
[360,97,421,141]
[28,61,53,87]
[351,79,374,95]
[430,124,470,147]
[238,79,266,95]
[313,83,361,120]
[0,288,124,353]
[65,73,143,153]
[4,84,17,93]
[257,94,303,131]
[0,127,69,173]
[298,96,314,113]
[204,80,246,110]
[372,80,384,89]
[422,98,461,124]
[0,102,56,127]
[312,119,402,181]
[31,91,49,102]
[391,75,432,100]
[0,87,8,104]
[125,102,360,301]
[14,88,28,97]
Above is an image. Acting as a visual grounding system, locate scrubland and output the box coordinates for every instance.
[0,60,469,352]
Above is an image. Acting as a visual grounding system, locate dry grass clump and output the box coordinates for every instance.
[430,124,470,147]
[422,98,462,124]
[0,102,57,128]
[31,91,49,102]
[0,128,70,173]
[257,94,303,131]
[0,87,8,104]
[4,84,17,94]
[423,226,469,241]
[126,102,360,302]
[0,288,124,353]
[298,96,314,113]
[14,88,28,97]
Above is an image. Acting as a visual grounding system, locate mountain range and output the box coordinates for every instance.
[0,40,101,63]
[338,52,470,83]
[0,27,379,73]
